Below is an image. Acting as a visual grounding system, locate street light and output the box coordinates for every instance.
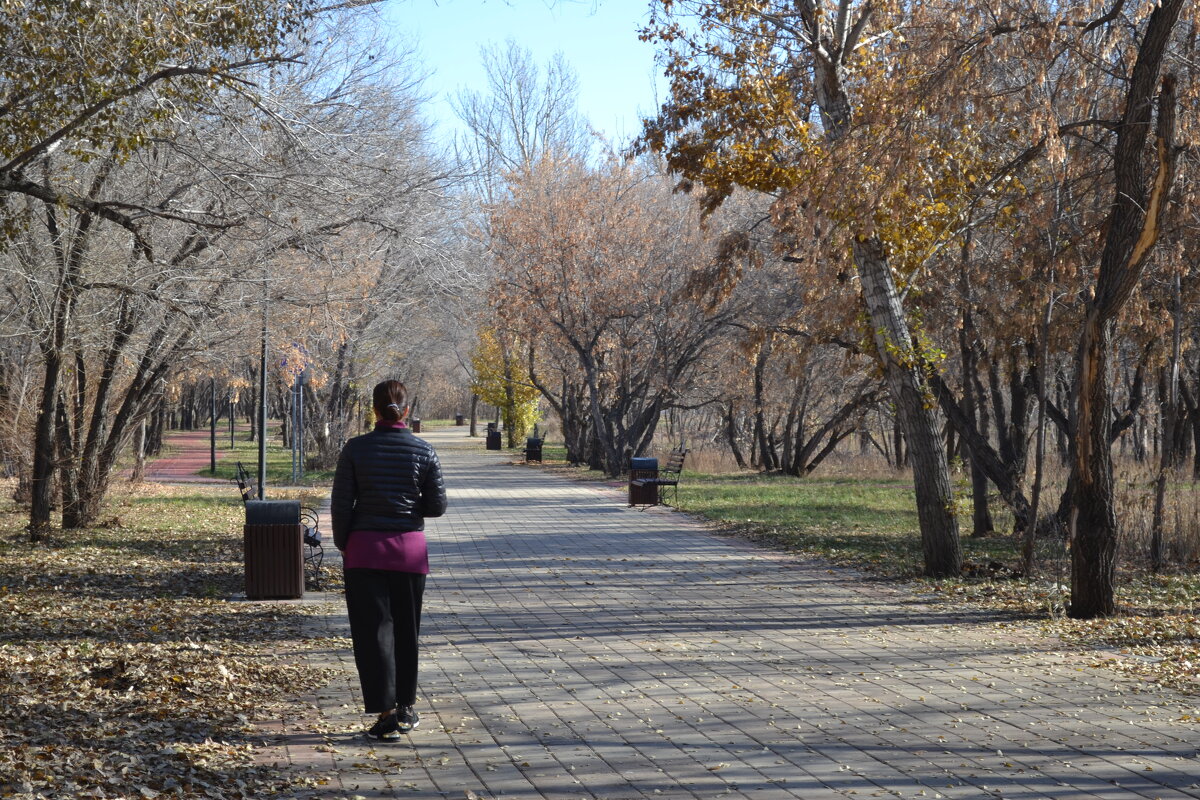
[210,377,217,474]
[257,292,267,500]
[289,367,310,484]
[228,388,237,449]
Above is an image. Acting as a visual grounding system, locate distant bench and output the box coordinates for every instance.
[630,447,687,508]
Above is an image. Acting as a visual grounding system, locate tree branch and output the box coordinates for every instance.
[2,56,301,174]
[1,170,152,259]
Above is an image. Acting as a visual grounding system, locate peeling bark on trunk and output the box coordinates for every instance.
[1068,2,1181,617]
[855,236,961,578]
[1071,313,1119,617]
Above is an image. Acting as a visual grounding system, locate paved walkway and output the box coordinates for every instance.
[262,426,1200,799]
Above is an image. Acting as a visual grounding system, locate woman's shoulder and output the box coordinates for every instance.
[346,428,434,452]
[342,429,384,451]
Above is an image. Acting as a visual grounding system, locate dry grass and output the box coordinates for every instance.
[0,480,332,799]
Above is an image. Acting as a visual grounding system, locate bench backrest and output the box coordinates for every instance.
[234,462,254,503]
[661,448,687,476]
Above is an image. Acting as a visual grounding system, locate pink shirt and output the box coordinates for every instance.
[341,419,430,574]
[343,529,429,574]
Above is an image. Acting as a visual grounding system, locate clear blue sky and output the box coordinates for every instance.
[383,0,665,145]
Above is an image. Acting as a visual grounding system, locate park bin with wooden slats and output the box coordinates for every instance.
[629,457,659,507]
[243,500,304,600]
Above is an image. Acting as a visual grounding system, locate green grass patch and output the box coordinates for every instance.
[201,424,335,486]
[677,474,930,574]
[537,443,571,462]
[675,470,1027,576]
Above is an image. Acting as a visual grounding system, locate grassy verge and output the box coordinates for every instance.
[0,483,333,798]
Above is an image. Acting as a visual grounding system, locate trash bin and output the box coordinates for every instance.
[486,429,502,450]
[629,457,659,506]
[525,437,543,462]
[455,414,465,426]
[411,418,421,433]
[243,500,303,599]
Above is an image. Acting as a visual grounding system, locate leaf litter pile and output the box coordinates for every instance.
[0,482,334,799]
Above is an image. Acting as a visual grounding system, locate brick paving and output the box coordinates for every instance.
[261,426,1200,799]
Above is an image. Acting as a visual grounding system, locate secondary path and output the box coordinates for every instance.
[263,426,1200,799]
[120,428,230,483]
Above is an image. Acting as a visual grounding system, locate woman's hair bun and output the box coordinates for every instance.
[372,380,408,421]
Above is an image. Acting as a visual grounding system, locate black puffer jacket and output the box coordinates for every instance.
[330,425,447,551]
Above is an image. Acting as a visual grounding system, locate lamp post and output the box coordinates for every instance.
[289,367,309,484]
[290,371,299,484]
[210,377,217,474]
[257,296,267,500]
[299,367,308,478]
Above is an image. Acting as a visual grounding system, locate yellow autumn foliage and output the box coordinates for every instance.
[470,328,541,442]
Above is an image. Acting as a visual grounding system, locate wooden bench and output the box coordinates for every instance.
[630,447,687,508]
[233,461,255,502]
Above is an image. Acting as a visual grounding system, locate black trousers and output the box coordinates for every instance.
[344,568,426,713]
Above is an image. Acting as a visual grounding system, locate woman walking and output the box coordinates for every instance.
[332,379,447,740]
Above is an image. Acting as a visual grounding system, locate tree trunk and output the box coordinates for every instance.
[132,418,147,483]
[752,339,777,471]
[56,396,85,528]
[1070,312,1118,617]
[146,402,165,457]
[724,402,747,469]
[29,348,62,539]
[248,366,258,444]
[1069,5,1181,616]
[969,461,993,537]
[1055,374,1071,463]
[1023,269,1056,576]
[931,374,1032,534]
[1149,275,1182,571]
[959,296,994,537]
[855,236,961,577]
[13,465,32,505]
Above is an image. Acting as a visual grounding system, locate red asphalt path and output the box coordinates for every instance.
[132,428,230,483]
